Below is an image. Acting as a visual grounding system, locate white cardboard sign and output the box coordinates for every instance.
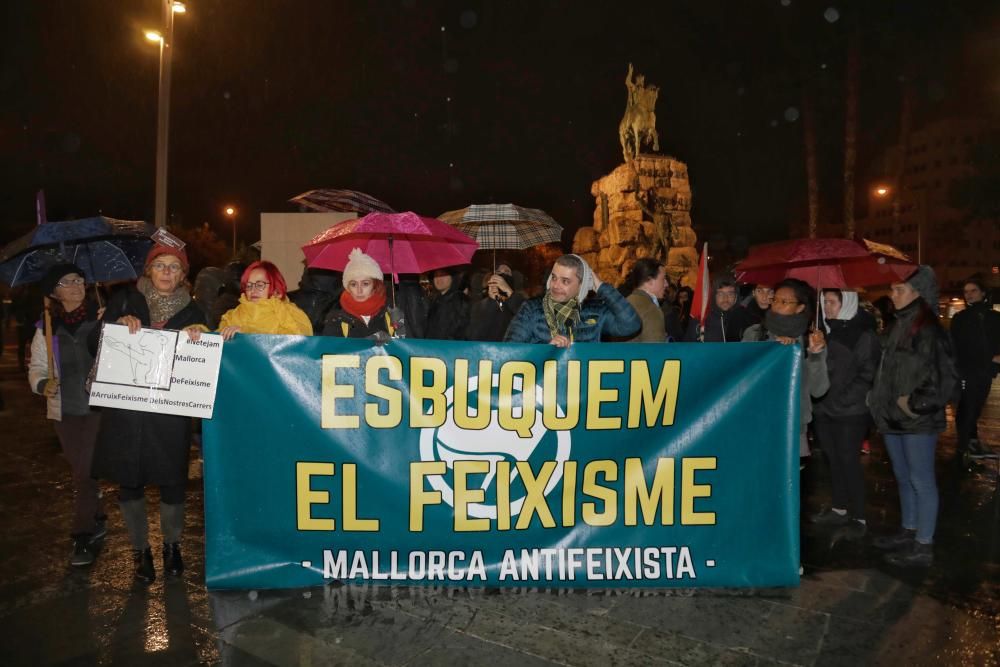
[89,323,224,419]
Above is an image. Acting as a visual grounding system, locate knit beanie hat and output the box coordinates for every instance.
[41,263,86,296]
[145,244,189,273]
[905,265,939,313]
[342,248,383,284]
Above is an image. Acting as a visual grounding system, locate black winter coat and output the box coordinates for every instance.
[322,306,393,339]
[466,294,524,342]
[813,317,881,419]
[950,301,1000,379]
[426,288,469,340]
[90,285,207,488]
[683,305,751,342]
[870,299,958,434]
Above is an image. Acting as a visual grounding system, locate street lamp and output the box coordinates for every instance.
[874,185,890,197]
[224,206,237,255]
[145,1,187,229]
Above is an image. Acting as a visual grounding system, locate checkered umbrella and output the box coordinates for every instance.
[289,189,396,214]
[437,203,562,250]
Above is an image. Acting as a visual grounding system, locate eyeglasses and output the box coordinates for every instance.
[245,281,270,292]
[774,298,799,306]
[150,262,183,273]
[56,278,85,287]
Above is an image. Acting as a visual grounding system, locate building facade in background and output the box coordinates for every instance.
[858,117,999,293]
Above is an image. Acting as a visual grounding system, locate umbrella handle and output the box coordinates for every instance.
[94,283,103,309]
[43,296,55,381]
[388,236,397,308]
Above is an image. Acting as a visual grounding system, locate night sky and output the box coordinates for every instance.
[2,0,998,252]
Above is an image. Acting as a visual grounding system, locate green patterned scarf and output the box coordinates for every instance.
[542,292,580,339]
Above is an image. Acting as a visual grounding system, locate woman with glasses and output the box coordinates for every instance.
[90,244,208,583]
[215,261,312,340]
[27,263,107,567]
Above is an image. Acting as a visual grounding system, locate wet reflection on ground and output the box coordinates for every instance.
[1,345,997,665]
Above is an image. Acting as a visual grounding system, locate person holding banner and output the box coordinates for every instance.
[684,277,751,342]
[619,257,668,342]
[28,263,106,567]
[742,279,829,459]
[90,244,208,583]
[322,248,396,339]
[504,254,640,346]
[870,266,956,568]
[215,261,312,340]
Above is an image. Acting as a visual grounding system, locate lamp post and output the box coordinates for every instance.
[224,206,237,256]
[146,1,187,229]
[875,183,925,264]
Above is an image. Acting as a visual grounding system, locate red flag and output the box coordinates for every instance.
[690,242,711,326]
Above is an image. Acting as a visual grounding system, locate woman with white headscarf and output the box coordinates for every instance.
[809,288,881,538]
[504,254,640,345]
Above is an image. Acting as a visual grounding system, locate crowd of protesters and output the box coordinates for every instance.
[10,239,999,579]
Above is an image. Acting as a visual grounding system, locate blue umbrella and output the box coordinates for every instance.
[0,216,154,287]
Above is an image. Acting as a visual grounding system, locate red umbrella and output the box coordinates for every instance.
[734,238,916,288]
[302,211,478,282]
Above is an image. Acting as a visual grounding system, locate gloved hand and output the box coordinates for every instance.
[40,379,60,398]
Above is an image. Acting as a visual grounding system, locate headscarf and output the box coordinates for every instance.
[542,255,597,338]
[821,290,859,333]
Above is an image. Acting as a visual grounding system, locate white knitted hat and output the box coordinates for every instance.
[342,248,383,284]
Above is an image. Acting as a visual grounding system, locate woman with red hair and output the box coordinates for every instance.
[216,261,312,339]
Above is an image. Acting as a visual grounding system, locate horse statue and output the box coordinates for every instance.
[618,63,660,163]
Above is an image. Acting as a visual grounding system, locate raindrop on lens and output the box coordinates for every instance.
[784,107,800,122]
[460,10,478,28]
[824,7,839,23]
[222,90,231,100]
[248,590,258,600]
[770,119,778,128]
[444,58,459,73]
[450,176,464,191]
[303,591,312,599]
[780,0,791,6]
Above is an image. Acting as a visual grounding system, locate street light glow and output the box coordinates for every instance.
[874,185,889,197]
[171,2,187,13]
[145,30,163,43]
[224,206,236,216]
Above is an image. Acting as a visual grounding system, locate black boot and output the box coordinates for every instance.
[163,542,184,576]
[133,547,155,583]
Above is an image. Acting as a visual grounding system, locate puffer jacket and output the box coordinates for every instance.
[870,299,958,434]
[504,283,641,343]
[218,295,313,335]
[813,316,880,418]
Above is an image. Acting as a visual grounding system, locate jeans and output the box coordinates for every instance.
[883,432,939,544]
[815,414,869,519]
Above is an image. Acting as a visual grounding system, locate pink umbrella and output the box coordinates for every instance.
[302,211,479,283]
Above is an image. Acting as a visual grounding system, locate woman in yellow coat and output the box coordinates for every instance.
[217,261,312,340]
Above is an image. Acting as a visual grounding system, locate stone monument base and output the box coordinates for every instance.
[572,154,698,288]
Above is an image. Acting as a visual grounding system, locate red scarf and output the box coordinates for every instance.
[340,286,386,319]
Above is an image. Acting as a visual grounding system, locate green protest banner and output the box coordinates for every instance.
[204,336,800,589]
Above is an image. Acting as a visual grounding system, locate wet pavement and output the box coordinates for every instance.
[1,335,998,666]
